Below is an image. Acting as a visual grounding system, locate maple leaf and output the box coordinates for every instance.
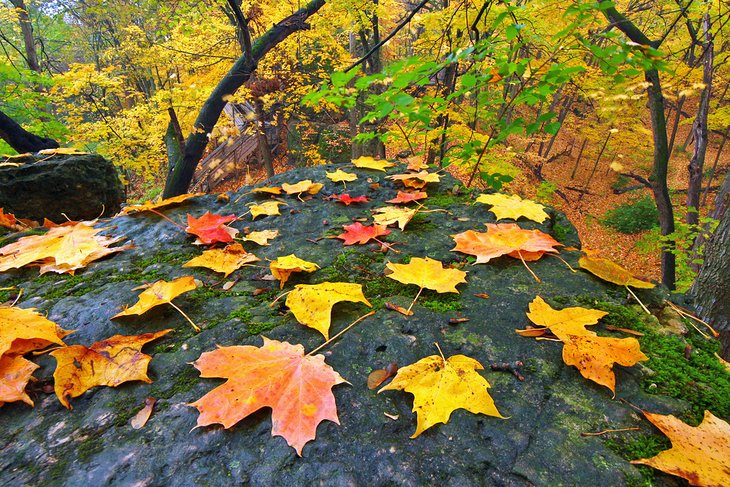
[183,243,260,277]
[579,254,655,288]
[386,191,428,204]
[476,193,549,223]
[51,329,172,409]
[325,193,369,205]
[241,229,279,246]
[270,255,319,288]
[191,338,346,456]
[388,170,441,188]
[248,200,286,219]
[38,147,89,156]
[112,276,197,319]
[285,282,371,339]
[326,169,358,183]
[121,192,205,215]
[451,223,562,264]
[522,296,608,339]
[372,206,418,230]
[281,180,324,195]
[186,212,239,245]
[379,351,504,438]
[351,156,396,171]
[336,222,390,245]
[0,208,23,230]
[0,355,39,406]
[250,186,282,195]
[631,410,730,487]
[406,159,429,171]
[0,222,131,274]
[386,257,467,294]
[0,306,73,356]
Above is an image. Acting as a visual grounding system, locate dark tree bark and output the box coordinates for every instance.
[601,0,676,289]
[163,0,326,197]
[0,109,59,153]
[9,0,40,72]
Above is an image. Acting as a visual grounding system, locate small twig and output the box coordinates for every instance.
[168,301,201,332]
[490,361,525,381]
[373,237,400,253]
[149,209,186,230]
[307,311,376,356]
[269,290,292,307]
[625,286,650,315]
[666,301,719,337]
[517,251,541,282]
[581,427,640,437]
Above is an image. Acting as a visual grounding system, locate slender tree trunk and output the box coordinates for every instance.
[701,126,729,206]
[667,96,685,156]
[163,0,326,197]
[570,138,587,179]
[10,0,40,72]
[0,109,58,153]
[254,98,274,178]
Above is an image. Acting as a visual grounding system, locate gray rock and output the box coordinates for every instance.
[0,165,699,486]
[0,153,124,221]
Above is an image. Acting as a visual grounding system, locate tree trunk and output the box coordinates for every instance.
[686,13,713,229]
[254,98,274,178]
[163,0,326,197]
[0,109,59,153]
[10,0,40,72]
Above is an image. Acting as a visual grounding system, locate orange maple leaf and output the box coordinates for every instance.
[336,222,390,245]
[186,212,239,245]
[51,329,172,409]
[191,338,346,456]
[0,355,39,406]
[451,223,561,263]
[0,306,73,357]
[121,192,205,215]
[386,191,428,204]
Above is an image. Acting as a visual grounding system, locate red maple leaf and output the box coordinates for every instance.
[336,222,390,245]
[386,191,428,204]
[186,212,238,245]
[326,193,369,205]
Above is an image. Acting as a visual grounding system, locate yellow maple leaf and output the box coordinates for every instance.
[632,410,730,487]
[241,229,279,246]
[379,351,505,437]
[121,192,205,215]
[270,255,319,288]
[38,147,90,156]
[476,193,549,223]
[0,355,40,406]
[352,156,396,171]
[522,296,608,339]
[579,254,655,288]
[285,282,371,339]
[406,159,429,171]
[281,180,324,195]
[248,200,286,220]
[372,206,418,230]
[51,329,171,409]
[250,186,282,195]
[0,306,73,357]
[112,276,197,319]
[326,169,358,183]
[386,257,467,294]
[183,243,260,277]
[387,170,441,187]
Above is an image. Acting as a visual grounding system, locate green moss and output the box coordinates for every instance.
[552,223,570,243]
[228,307,253,322]
[420,292,463,312]
[107,395,140,427]
[246,321,279,335]
[150,366,198,400]
[0,287,13,303]
[407,212,437,230]
[76,431,104,462]
[605,434,671,485]
[425,192,471,207]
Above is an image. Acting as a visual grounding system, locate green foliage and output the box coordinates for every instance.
[535,181,558,203]
[601,196,658,234]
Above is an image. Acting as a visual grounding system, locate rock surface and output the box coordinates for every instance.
[0,164,718,486]
[0,153,124,221]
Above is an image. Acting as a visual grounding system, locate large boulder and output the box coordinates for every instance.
[0,153,124,221]
[0,165,726,486]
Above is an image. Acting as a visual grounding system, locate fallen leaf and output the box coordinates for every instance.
[131,397,157,429]
[326,169,358,183]
[632,410,730,487]
[386,256,467,294]
[352,156,396,171]
[524,296,608,340]
[0,208,23,230]
[385,301,414,316]
[121,192,205,214]
[386,191,428,204]
[248,200,286,219]
[183,243,260,277]
[186,212,238,245]
[0,355,39,406]
[241,229,279,246]
[579,254,655,288]
[38,147,89,156]
[406,159,429,171]
[0,306,73,356]
[325,193,369,205]
[0,221,131,274]
[250,186,282,195]
[51,329,171,409]
[336,222,390,245]
[191,337,346,456]
[476,193,549,223]
[285,282,371,339]
[379,352,504,437]
[112,276,197,318]
[269,255,319,288]
[388,171,441,187]
[368,363,398,390]
[451,223,562,264]
[372,206,418,230]
[281,180,323,195]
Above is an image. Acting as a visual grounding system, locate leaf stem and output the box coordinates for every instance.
[625,286,650,315]
[168,301,201,332]
[434,342,446,362]
[548,254,576,272]
[307,310,376,356]
[581,427,640,437]
[517,251,541,282]
[666,300,718,337]
[406,286,424,314]
[269,290,292,307]
[149,209,186,230]
[373,237,400,254]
